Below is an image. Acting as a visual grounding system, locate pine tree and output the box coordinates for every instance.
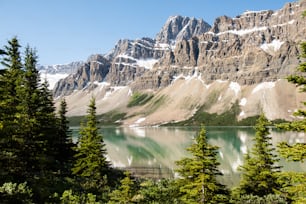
[21,46,40,117]
[175,126,229,204]
[0,38,76,202]
[72,98,110,195]
[277,41,306,162]
[37,78,58,167]
[18,46,44,181]
[108,171,137,204]
[0,37,25,183]
[237,115,281,197]
[276,27,306,204]
[55,98,75,176]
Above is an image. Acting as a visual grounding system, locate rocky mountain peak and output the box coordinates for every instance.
[155,15,211,44]
[106,38,157,61]
[132,0,306,90]
[54,0,305,101]
[53,54,111,97]
[52,0,306,124]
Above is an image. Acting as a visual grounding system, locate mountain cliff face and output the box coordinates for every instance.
[53,54,110,96]
[38,61,84,89]
[155,16,211,44]
[53,16,210,97]
[132,1,306,90]
[53,1,306,125]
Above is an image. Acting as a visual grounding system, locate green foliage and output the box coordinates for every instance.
[138,179,180,204]
[234,194,287,204]
[60,189,99,204]
[108,171,138,204]
[127,92,153,107]
[0,37,25,183]
[72,98,110,197]
[277,142,306,162]
[0,182,33,204]
[0,37,76,202]
[276,31,306,203]
[236,115,281,197]
[55,98,75,176]
[175,126,229,203]
[277,171,306,204]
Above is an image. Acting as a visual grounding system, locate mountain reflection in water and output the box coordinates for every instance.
[72,126,306,185]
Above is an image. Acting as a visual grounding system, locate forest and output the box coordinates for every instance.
[0,37,305,204]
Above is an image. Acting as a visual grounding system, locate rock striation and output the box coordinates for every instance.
[155,16,211,44]
[53,54,110,97]
[132,1,306,90]
[52,1,306,124]
[53,15,211,96]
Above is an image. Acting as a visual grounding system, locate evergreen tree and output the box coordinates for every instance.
[0,37,25,183]
[138,179,180,204]
[236,115,281,197]
[72,98,110,195]
[0,182,33,204]
[108,171,137,204]
[18,46,45,181]
[56,98,75,176]
[0,38,76,202]
[276,27,306,204]
[277,41,306,162]
[175,126,229,204]
[0,39,68,201]
[36,78,58,167]
[22,46,40,117]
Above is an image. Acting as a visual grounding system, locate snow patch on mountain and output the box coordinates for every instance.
[40,72,69,90]
[239,111,245,117]
[260,40,284,53]
[239,98,247,106]
[137,59,158,69]
[217,26,268,36]
[116,55,158,69]
[242,10,269,16]
[252,82,276,94]
[229,82,241,96]
[154,43,172,51]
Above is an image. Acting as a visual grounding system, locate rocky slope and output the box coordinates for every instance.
[38,61,84,89]
[132,1,306,89]
[155,16,211,44]
[54,0,306,125]
[53,16,210,97]
[53,54,110,97]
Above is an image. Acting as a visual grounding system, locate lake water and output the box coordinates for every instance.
[71,126,306,185]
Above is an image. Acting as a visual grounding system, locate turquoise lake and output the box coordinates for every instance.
[71,126,306,185]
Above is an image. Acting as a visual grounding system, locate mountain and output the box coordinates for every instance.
[53,55,110,97]
[155,15,211,44]
[38,61,84,89]
[53,16,210,97]
[53,1,306,126]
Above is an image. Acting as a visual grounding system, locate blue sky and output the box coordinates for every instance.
[0,0,295,65]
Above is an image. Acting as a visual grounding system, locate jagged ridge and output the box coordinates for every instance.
[52,1,306,125]
[53,15,210,97]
